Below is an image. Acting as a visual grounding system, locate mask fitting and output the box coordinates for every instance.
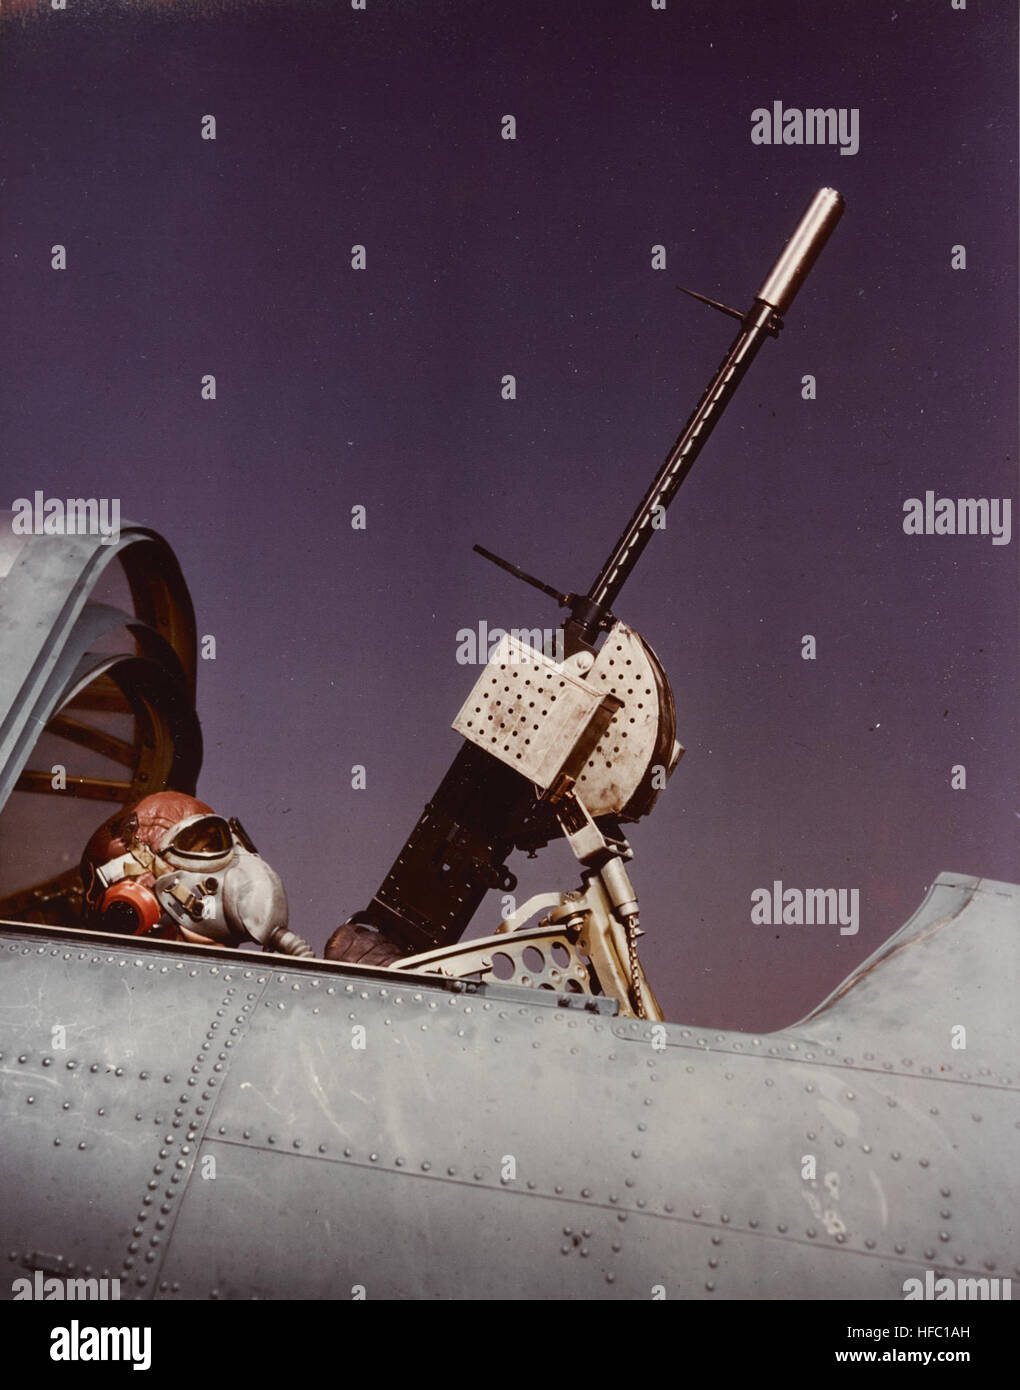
[99,879,162,935]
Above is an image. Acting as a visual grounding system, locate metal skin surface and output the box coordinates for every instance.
[1,871,1015,1300]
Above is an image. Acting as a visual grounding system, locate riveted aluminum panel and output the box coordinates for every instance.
[796,875,1017,1074]
[0,935,270,1298]
[1,873,1016,1300]
[205,970,647,1203]
[603,1029,1018,1287]
[152,1142,927,1300]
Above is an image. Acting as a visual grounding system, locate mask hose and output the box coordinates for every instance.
[264,925,315,958]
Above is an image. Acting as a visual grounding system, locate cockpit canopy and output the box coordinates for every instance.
[0,518,201,925]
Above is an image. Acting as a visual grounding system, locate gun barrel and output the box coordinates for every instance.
[579,188,844,642]
[756,187,845,315]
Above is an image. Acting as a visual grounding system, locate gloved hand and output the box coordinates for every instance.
[324,919,406,967]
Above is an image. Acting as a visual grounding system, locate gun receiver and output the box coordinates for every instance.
[330,188,844,977]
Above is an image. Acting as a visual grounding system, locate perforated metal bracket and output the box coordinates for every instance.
[452,634,622,791]
[452,623,681,825]
[390,877,663,1021]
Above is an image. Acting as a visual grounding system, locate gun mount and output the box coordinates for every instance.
[329,189,846,1018]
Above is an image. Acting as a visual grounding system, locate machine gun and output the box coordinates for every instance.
[331,188,845,1017]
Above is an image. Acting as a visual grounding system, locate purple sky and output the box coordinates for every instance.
[1,0,1016,1030]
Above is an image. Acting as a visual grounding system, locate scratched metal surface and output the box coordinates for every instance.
[0,871,1016,1300]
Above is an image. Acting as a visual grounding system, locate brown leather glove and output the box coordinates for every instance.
[324,919,406,967]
